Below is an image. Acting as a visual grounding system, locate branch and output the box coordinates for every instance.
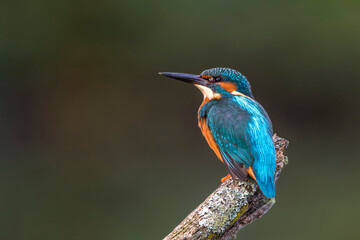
[164,134,289,240]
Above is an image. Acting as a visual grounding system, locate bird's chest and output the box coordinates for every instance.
[197,98,210,134]
[197,98,216,121]
[197,99,223,161]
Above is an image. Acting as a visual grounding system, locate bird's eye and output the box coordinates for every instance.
[201,75,221,82]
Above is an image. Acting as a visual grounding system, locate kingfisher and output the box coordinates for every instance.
[159,68,276,198]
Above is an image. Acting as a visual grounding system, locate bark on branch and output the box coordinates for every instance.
[164,134,289,240]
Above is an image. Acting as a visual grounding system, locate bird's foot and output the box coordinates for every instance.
[221,174,231,182]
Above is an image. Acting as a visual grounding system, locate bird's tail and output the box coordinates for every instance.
[257,177,275,198]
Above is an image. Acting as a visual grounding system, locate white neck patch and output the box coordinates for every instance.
[231,91,243,96]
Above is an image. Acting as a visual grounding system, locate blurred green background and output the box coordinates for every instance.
[1,0,359,239]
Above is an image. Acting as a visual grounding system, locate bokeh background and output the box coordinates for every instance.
[1,1,360,239]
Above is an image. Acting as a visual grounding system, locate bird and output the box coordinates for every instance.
[159,67,276,198]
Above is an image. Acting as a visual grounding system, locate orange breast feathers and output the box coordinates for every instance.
[198,118,223,162]
[197,98,223,163]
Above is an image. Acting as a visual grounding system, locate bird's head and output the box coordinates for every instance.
[160,67,253,100]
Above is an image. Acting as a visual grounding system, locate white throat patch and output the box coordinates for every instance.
[194,84,221,100]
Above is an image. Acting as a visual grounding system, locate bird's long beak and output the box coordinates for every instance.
[159,72,208,86]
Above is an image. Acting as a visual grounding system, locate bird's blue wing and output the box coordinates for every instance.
[206,98,253,177]
[206,96,276,197]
